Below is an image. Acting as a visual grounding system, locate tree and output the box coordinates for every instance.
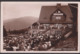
[3,26,7,37]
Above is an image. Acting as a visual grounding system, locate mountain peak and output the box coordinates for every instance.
[4,16,39,31]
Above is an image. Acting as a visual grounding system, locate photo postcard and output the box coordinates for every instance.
[0,2,80,53]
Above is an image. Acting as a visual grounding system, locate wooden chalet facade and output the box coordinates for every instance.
[28,4,74,38]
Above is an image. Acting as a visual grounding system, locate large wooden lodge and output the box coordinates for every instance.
[27,4,75,38]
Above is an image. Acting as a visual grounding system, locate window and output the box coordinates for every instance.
[40,24,44,29]
[68,24,73,28]
[56,17,61,20]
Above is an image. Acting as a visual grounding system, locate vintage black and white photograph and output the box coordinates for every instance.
[1,2,78,52]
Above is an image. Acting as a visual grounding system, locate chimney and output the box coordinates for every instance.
[57,4,61,8]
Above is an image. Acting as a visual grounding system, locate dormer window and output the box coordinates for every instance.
[50,9,66,22]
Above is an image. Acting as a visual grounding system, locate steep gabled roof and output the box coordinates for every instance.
[39,4,73,24]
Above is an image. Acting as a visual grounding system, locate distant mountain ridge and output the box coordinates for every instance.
[4,16,39,31]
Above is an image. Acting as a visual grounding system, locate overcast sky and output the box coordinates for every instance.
[1,2,68,21]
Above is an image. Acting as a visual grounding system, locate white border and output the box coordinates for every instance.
[1,2,80,53]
